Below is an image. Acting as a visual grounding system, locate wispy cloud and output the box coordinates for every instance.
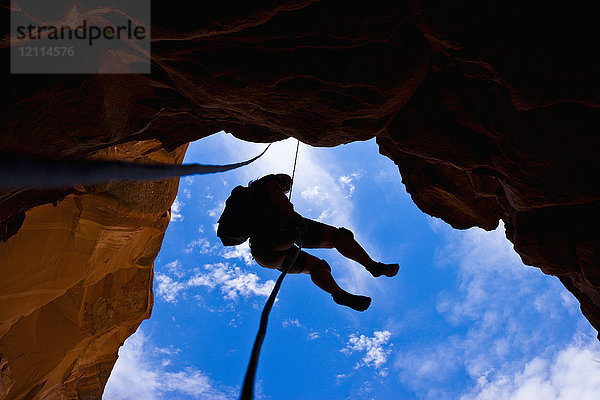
[461,335,600,400]
[335,373,350,384]
[104,329,233,400]
[170,197,184,222]
[155,346,181,356]
[185,237,218,255]
[196,263,275,300]
[301,185,329,202]
[338,171,362,198]
[342,330,392,375]
[222,241,254,266]
[208,202,225,219]
[155,274,186,304]
[394,222,593,399]
[163,260,184,278]
[155,262,275,304]
[282,318,302,329]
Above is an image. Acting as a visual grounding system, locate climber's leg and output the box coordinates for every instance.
[303,220,399,278]
[300,252,371,312]
[250,238,372,311]
[301,220,372,264]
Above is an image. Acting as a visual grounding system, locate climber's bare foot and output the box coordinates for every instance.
[332,290,371,311]
[365,262,399,278]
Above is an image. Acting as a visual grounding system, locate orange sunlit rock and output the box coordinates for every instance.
[0,140,186,399]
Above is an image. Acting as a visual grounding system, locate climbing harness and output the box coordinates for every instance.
[240,140,301,400]
[0,144,272,190]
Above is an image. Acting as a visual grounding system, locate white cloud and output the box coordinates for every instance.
[200,263,275,300]
[208,202,225,218]
[282,318,302,328]
[308,332,320,340]
[155,346,181,356]
[433,222,536,325]
[185,237,218,255]
[155,262,275,303]
[317,207,335,222]
[338,172,361,198]
[104,329,232,400]
[163,260,184,278]
[395,222,595,399]
[155,274,186,304]
[301,185,329,201]
[170,197,184,222]
[335,373,350,384]
[461,336,600,400]
[221,241,253,266]
[158,369,229,398]
[342,330,392,373]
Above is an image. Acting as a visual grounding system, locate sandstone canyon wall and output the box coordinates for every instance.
[1,1,599,399]
[0,141,186,399]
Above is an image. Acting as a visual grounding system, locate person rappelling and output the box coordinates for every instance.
[217,173,399,311]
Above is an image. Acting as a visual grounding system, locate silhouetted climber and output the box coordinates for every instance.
[218,173,399,311]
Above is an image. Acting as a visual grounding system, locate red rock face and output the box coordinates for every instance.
[0,140,186,399]
[1,1,599,398]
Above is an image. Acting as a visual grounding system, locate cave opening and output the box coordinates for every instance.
[102,132,600,399]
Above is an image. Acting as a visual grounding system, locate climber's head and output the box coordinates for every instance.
[275,173,292,193]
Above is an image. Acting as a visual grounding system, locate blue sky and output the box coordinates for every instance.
[104,132,600,400]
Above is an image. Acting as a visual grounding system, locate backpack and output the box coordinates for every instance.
[217,185,255,246]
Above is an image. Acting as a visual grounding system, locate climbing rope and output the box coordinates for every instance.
[240,139,301,400]
[0,144,272,190]
[240,235,302,400]
[288,139,300,200]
